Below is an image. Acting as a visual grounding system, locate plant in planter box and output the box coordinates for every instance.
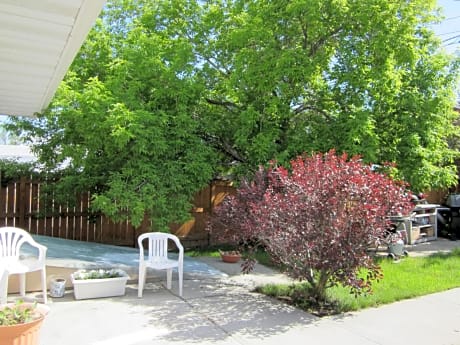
[71,269,129,300]
[72,269,126,280]
[0,300,50,345]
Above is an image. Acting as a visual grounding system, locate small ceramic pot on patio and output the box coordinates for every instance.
[49,276,66,298]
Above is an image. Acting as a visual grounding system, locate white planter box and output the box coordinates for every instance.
[70,270,129,300]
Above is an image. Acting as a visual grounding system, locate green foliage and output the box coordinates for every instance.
[0,300,37,326]
[0,160,37,180]
[192,0,460,191]
[5,0,460,228]
[6,1,217,230]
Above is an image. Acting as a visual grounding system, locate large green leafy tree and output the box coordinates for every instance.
[7,1,217,230]
[192,0,460,190]
[7,0,460,229]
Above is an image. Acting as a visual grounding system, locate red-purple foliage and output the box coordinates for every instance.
[209,150,413,300]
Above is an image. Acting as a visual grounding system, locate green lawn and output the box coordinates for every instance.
[254,248,460,315]
[187,246,460,314]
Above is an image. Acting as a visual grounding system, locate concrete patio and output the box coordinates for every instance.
[36,238,460,345]
[41,282,460,345]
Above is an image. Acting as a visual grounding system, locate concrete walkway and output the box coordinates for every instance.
[37,239,460,345]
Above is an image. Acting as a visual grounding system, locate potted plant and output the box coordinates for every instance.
[219,249,242,263]
[0,300,50,345]
[70,268,129,300]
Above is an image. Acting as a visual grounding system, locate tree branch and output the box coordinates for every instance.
[309,26,343,56]
[292,103,333,122]
[201,133,246,163]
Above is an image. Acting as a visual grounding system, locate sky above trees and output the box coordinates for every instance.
[432,0,460,54]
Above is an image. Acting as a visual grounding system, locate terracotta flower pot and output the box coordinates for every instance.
[219,250,241,263]
[0,304,49,345]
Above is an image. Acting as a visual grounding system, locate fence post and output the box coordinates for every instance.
[207,181,213,247]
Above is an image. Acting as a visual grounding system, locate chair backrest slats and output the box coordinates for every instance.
[138,232,183,263]
[0,227,31,258]
[147,237,168,261]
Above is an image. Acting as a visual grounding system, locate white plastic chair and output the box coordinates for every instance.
[0,227,48,303]
[138,232,184,297]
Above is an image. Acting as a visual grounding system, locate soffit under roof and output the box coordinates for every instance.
[0,0,106,117]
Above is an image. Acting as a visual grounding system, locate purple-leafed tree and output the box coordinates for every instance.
[209,150,413,301]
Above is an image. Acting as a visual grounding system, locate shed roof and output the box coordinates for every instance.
[0,144,35,163]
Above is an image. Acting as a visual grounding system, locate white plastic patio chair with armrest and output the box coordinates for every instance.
[137,232,184,297]
[0,227,48,303]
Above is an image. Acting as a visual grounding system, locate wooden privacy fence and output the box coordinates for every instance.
[0,176,235,248]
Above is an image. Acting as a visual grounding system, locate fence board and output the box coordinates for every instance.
[0,179,6,224]
[7,182,16,226]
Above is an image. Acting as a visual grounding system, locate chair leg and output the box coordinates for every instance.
[41,268,47,304]
[178,265,183,297]
[138,267,146,298]
[19,273,26,297]
[166,269,172,290]
[0,287,6,305]
[0,271,8,304]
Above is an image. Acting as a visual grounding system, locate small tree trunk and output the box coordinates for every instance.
[309,270,330,302]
